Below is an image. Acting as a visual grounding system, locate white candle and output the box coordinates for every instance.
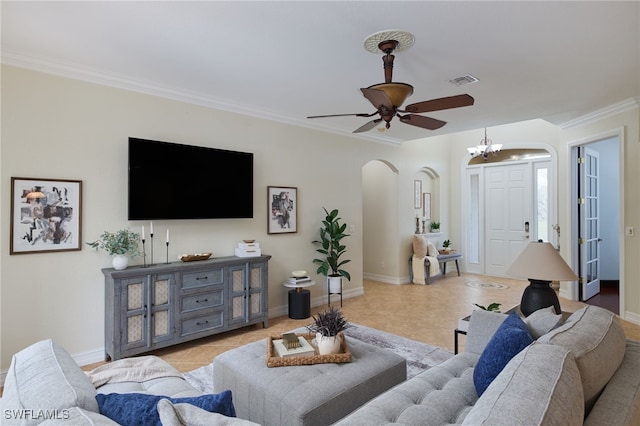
[150,221,154,235]
[166,229,169,243]
[142,226,145,240]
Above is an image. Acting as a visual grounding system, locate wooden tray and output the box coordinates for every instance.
[179,252,212,262]
[266,332,351,367]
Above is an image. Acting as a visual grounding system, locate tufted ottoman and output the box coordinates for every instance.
[213,337,407,426]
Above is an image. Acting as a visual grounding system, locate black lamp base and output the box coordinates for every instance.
[520,279,561,317]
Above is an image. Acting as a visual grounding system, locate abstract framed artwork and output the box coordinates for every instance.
[423,192,431,220]
[268,186,297,234]
[10,177,82,254]
[414,180,422,209]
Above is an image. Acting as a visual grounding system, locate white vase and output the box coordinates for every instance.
[328,276,342,294]
[112,254,129,270]
[316,333,342,355]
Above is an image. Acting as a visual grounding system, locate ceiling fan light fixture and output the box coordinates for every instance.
[368,82,413,107]
[363,30,415,54]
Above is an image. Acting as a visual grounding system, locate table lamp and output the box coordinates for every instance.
[506,241,578,317]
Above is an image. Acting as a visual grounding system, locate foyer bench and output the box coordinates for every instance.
[409,252,462,284]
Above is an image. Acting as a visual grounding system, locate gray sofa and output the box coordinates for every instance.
[336,305,640,425]
[3,305,639,425]
[0,339,257,425]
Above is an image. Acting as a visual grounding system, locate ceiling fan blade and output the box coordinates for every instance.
[399,114,446,130]
[307,112,376,119]
[353,118,382,133]
[404,94,474,114]
[361,88,393,110]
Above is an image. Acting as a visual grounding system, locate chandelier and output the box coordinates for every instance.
[467,128,502,161]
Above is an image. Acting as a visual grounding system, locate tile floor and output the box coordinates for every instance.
[86,273,640,373]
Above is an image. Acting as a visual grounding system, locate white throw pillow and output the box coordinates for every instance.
[412,235,428,257]
[427,241,438,257]
[524,305,563,339]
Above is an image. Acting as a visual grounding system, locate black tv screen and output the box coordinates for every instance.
[128,138,253,220]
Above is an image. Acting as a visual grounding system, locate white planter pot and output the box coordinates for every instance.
[328,276,342,294]
[112,254,129,270]
[316,333,342,355]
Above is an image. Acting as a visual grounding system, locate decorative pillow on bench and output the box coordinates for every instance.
[96,391,236,426]
[473,312,533,396]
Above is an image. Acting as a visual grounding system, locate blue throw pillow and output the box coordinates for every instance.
[473,312,533,396]
[96,390,236,426]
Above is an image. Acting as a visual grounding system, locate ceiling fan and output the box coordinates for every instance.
[307,38,474,133]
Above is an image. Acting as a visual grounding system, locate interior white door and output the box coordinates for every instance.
[580,147,601,300]
[485,164,532,277]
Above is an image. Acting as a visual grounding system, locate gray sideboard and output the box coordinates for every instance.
[102,255,270,361]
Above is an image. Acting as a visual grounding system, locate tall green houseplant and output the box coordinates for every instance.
[313,208,351,282]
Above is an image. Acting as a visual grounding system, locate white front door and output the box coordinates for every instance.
[580,146,601,300]
[485,163,532,276]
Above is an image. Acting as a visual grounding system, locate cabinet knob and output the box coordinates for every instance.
[196,298,208,303]
[196,320,209,326]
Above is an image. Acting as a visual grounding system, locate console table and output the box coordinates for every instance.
[102,255,270,360]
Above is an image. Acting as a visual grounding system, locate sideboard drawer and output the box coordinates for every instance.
[180,288,224,313]
[182,269,224,289]
[181,311,224,337]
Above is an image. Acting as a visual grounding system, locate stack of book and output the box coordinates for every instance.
[287,275,311,285]
[272,335,316,358]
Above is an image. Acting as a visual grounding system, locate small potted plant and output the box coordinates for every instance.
[313,208,351,294]
[307,305,350,355]
[442,239,452,253]
[430,221,440,232]
[87,229,140,270]
[474,302,502,312]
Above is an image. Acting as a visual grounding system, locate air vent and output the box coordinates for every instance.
[449,75,479,86]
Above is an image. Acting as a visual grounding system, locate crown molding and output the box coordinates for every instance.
[2,49,403,145]
[559,97,640,130]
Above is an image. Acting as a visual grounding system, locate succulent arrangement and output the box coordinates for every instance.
[307,305,350,337]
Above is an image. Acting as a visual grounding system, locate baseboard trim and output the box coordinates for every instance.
[363,272,410,285]
[623,310,640,325]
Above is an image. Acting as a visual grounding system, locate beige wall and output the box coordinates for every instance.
[2,65,639,375]
[559,108,640,323]
[0,65,391,370]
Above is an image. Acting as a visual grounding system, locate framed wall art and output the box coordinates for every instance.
[10,177,82,254]
[414,180,422,209]
[423,192,431,220]
[268,186,297,234]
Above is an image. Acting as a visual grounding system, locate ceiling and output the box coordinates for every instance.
[2,1,639,145]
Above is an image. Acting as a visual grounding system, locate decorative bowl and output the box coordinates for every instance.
[291,270,307,277]
[243,239,255,243]
[179,252,212,262]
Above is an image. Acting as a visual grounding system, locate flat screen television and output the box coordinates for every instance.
[128,137,253,220]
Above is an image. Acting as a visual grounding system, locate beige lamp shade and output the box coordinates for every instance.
[507,241,578,282]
